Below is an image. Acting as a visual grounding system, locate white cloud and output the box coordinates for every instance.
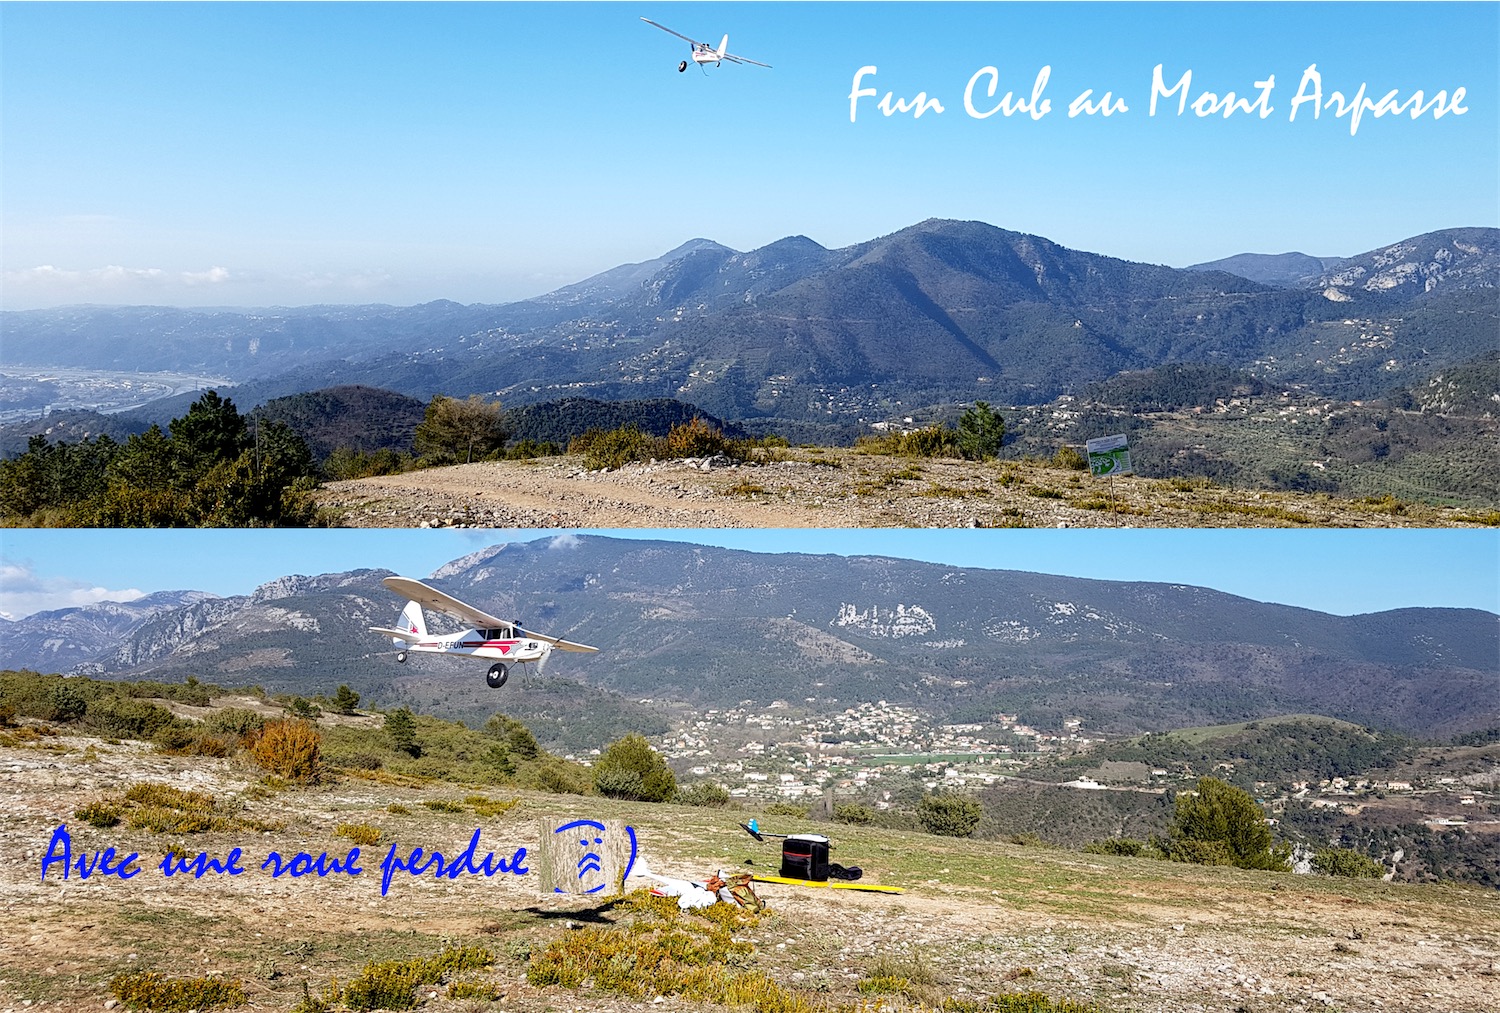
[0,263,415,308]
[547,533,582,550]
[182,266,231,285]
[0,561,145,620]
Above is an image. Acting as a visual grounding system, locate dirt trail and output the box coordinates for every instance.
[314,453,1489,529]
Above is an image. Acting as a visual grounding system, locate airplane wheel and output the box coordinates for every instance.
[678,61,688,73]
[486,663,509,689]
[396,652,407,664]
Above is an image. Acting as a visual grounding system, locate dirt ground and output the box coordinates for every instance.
[313,453,1491,529]
[4,733,1499,1013]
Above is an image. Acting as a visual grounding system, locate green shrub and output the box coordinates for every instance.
[337,946,494,1012]
[956,401,1006,460]
[504,438,560,460]
[447,980,503,1000]
[764,802,808,818]
[153,725,233,757]
[339,962,423,1012]
[204,707,266,737]
[572,424,663,470]
[834,802,875,825]
[328,685,360,715]
[76,798,124,828]
[665,417,729,458]
[1167,838,1237,866]
[110,971,246,1012]
[1083,837,1147,857]
[1053,446,1088,470]
[324,446,413,480]
[1172,776,1290,871]
[917,793,983,837]
[47,682,89,723]
[484,713,541,759]
[988,991,1102,1012]
[282,696,322,719]
[1312,847,1385,879]
[82,696,177,740]
[465,794,522,818]
[676,782,732,808]
[593,733,677,801]
[856,425,962,458]
[522,757,592,795]
[335,823,382,846]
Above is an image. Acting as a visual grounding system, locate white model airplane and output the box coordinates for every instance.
[370,576,598,689]
[640,17,770,72]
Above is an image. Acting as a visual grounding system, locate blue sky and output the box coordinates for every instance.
[1,528,1496,620]
[3,1,1495,308]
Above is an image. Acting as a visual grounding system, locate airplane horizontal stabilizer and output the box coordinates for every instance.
[370,625,424,644]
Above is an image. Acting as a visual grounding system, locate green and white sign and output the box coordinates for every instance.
[1086,433,1132,477]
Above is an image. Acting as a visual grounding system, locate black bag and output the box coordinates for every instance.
[780,834,831,881]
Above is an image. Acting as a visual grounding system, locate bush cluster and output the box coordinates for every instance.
[917,793,984,837]
[0,390,321,527]
[856,403,1007,461]
[568,420,782,471]
[110,971,246,1012]
[250,719,322,783]
[333,946,493,1012]
[1312,846,1386,879]
[592,733,677,802]
[675,782,732,808]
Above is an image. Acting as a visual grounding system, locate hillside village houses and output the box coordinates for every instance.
[649,698,1095,802]
[643,698,1497,823]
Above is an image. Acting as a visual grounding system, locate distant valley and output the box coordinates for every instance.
[3,221,1495,435]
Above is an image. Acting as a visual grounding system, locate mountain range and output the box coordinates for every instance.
[3,221,1495,431]
[5,537,1494,748]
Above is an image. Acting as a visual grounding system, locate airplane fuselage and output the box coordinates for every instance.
[691,36,729,64]
[404,628,550,664]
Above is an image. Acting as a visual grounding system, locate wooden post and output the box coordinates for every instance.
[537,817,637,896]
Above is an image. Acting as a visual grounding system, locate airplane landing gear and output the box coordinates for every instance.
[486,663,509,689]
[396,651,407,664]
[678,60,688,73]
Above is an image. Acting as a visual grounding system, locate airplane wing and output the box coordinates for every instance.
[640,17,702,46]
[382,576,599,652]
[370,625,425,645]
[722,52,771,68]
[524,630,600,654]
[382,576,508,629]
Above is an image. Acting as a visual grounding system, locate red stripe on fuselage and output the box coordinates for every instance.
[459,640,520,650]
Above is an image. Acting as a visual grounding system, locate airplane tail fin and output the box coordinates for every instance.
[717,34,728,59]
[400,599,427,639]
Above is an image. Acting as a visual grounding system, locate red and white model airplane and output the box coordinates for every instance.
[640,17,770,73]
[370,576,598,689]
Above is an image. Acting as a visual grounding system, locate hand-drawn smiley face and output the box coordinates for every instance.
[552,818,637,894]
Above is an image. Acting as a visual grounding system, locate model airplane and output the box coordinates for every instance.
[370,576,597,689]
[640,17,770,72]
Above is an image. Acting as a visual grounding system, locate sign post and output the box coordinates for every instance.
[1085,433,1132,524]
